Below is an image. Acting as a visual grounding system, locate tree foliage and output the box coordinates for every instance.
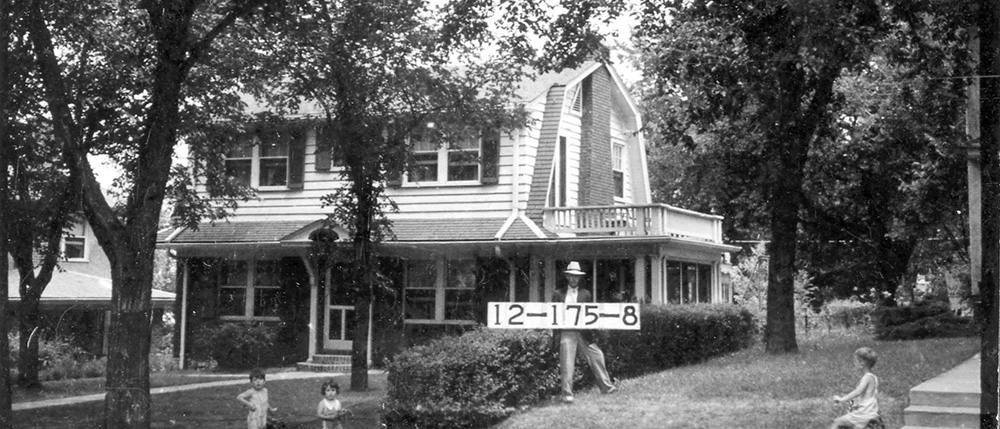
[206,0,626,390]
[637,0,971,352]
[21,0,279,426]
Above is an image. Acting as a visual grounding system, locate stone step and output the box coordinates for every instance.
[903,405,980,428]
[295,361,351,373]
[900,426,978,429]
[311,354,351,365]
[900,426,969,429]
[908,386,981,408]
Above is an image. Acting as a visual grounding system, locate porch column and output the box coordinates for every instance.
[508,259,517,301]
[651,256,664,304]
[544,255,556,301]
[633,257,646,302]
[529,255,542,302]
[591,259,598,299]
[301,254,319,361]
[178,259,189,369]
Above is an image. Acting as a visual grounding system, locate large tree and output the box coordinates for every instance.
[0,0,14,422]
[636,0,970,352]
[798,50,969,304]
[5,132,81,389]
[200,0,625,390]
[24,0,277,426]
[0,0,102,391]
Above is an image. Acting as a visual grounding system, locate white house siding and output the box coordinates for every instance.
[193,125,541,222]
[512,97,545,213]
[560,105,583,209]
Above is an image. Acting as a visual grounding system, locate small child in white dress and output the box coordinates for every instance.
[831,347,880,429]
[317,379,344,429]
[237,368,277,429]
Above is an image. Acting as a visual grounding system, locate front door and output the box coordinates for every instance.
[323,281,354,351]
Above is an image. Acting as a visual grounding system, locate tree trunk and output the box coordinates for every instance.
[350,285,371,391]
[103,250,155,428]
[349,172,375,392]
[978,0,1000,425]
[16,295,42,389]
[873,239,915,307]
[0,0,15,423]
[765,164,800,354]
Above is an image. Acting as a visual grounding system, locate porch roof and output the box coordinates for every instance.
[157,217,738,256]
[7,270,175,309]
[157,216,549,247]
[159,220,314,244]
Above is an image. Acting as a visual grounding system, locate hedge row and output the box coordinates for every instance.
[599,304,756,380]
[383,304,756,428]
[874,302,976,340]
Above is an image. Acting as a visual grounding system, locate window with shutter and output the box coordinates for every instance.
[403,126,493,185]
[221,124,307,190]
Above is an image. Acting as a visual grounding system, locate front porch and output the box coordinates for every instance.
[161,204,738,371]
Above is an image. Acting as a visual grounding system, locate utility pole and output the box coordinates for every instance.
[979,0,1000,426]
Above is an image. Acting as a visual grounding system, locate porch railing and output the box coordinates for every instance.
[541,204,722,243]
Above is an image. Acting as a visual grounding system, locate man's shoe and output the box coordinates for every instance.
[562,395,574,403]
[603,386,617,394]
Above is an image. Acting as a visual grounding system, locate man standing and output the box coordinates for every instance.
[551,261,616,403]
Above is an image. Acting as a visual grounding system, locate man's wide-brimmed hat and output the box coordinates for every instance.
[564,261,586,276]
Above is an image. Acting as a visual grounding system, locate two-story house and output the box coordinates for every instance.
[157,61,739,370]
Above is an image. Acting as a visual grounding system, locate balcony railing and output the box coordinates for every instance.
[542,204,723,243]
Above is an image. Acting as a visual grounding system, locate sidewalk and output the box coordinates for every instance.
[12,370,354,412]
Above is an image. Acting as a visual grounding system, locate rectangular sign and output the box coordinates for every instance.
[487,302,640,330]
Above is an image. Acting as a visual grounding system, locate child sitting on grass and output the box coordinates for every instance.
[237,368,278,429]
[317,379,346,429]
[831,347,880,429]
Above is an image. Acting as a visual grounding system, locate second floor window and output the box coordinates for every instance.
[225,130,290,188]
[408,131,482,184]
[62,223,88,261]
[613,143,625,198]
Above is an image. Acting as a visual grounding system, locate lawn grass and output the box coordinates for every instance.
[13,372,388,428]
[9,329,980,428]
[494,330,980,429]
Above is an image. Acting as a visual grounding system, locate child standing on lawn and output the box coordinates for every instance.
[831,347,880,429]
[316,379,344,429]
[237,368,277,429]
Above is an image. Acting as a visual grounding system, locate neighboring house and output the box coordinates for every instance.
[157,61,740,369]
[7,220,175,356]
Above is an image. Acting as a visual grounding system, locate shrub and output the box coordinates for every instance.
[875,301,950,328]
[821,299,876,331]
[190,322,279,369]
[7,333,108,381]
[384,329,559,429]
[382,304,756,428]
[598,304,756,380]
[875,302,976,340]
